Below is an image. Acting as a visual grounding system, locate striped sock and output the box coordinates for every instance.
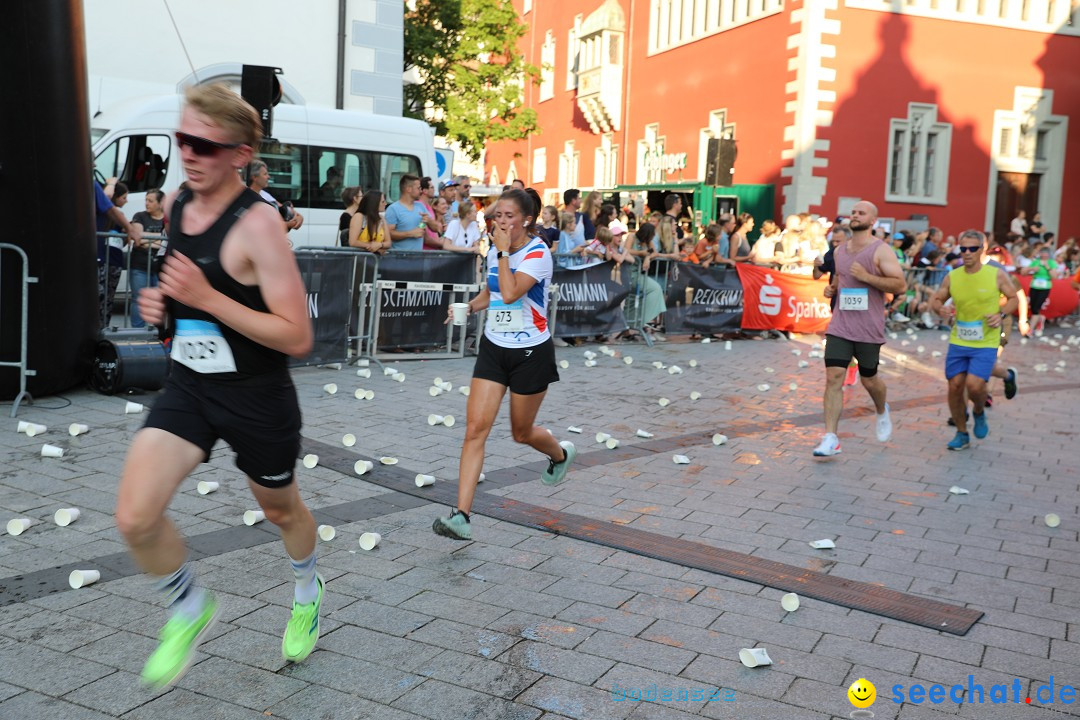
[290,550,319,605]
[158,562,207,621]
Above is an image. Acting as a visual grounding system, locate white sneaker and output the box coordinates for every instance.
[876,403,892,442]
[813,433,842,457]
[921,311,935,329]
[891,312,910,323]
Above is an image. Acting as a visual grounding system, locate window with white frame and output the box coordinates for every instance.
[649,0,784,54]
[566,15,583,90]
[558,140,579,189]
[532,147,547,183]
[594,133,618,188]
[885,103,952,205]
[540,31,556,101]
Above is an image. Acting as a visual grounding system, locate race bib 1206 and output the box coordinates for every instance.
[955,320,984,342]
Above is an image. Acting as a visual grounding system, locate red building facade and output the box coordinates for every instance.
[484,0,1079,237]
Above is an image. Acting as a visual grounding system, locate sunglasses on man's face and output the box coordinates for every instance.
[958,245,982,253]
[175,131,243,157]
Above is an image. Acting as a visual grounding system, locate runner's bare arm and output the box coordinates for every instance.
[159,202,313,357]
[995,268,1019,320]
[928,273,953,317]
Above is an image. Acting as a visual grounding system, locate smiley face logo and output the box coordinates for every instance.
[848,678,876,708]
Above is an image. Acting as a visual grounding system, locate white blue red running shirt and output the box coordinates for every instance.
[484,238,552,348]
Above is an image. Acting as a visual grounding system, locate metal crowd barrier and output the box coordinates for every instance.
[368,277,480,361]
[0,244,38,417]
[295,247,380,368]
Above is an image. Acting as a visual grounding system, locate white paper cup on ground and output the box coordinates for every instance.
[584,351,597,360]
[302,454,319,469]
[756,384,771,392]
[584,359,597,367]
[359,532,381,551]
[364,389,375,400]
[764,367,775,374]
[712,434,728,446]
[415,474,436,487]
[441,415,455,427]
[1045,513,1061,528]
[701,337,711,343]
[636,429,654,438]
[652,361,664,369]
[24,423,47,437]
[948,485,969,495]
[16,420,31,433]
[197,481,220,495]
[429,386,444,397]
[809,538,835,549]
[354,459,374,475]
[125,401,143,414]
[357,359,370,367]
[323,383,338,395]
[357,368,371,378]
[739,648,773,668]
[429,414,445,426]
[791,349,802,356]
[318,524,336,541]
[559,360,569,369]
[798,360,810,368]
[380,457,398,465]
[458,386,470,396]
[243,510,266,526]
[342,433,356,447]
[595,432,611,444]
[668,365,683,375]
[438,381,453,391]
[6,518,32,535]
[658,397,670,407]
[788,382,798,391]
[724,340,732,350]
[568,426,583,434]
[41,444,64,458]
[393,373,406,383]
[673,454,690,464]
[69,570,101,589]
[690,391,701,401]
[689,359,698,367]
[605,437,620,449]
[54,508,81,526]
[450,302,470,325]
[383,367,398,376]
[623,356,633,365]
[781,593,800,612]
[68,423,89,436]
[478,472,486,482]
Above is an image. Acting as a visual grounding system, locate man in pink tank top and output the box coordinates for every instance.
[814,201,907,457]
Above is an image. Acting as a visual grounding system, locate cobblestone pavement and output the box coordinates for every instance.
[1,325,1078,719]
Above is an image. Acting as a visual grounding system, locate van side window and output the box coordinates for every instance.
[260,141,306,207]
[93,134,171,193]
[304,146,421,209]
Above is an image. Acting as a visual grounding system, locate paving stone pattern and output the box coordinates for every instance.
[1,327,1079,718]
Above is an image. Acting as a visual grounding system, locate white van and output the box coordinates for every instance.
[91,94,438,248]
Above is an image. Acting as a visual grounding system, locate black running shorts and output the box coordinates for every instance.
[473,336,560,395]
[144,365,302,487]
[823,334,883,377]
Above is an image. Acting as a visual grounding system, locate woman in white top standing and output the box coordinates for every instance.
[445,201,483,249]
[433,189,575,541]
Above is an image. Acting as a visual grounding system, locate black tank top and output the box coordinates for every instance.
[167,188,287,380]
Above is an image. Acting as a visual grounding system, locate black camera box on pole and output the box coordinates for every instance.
[241,65,283,140]
[705,138,737,187]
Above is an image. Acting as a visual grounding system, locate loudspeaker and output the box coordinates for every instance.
[705,138,737,186]
[90,339,170,395]
[241,65,282,140]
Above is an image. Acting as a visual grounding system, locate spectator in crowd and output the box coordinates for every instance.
[622,222,668,341]
[777,214,803,268]
[1010,210,1027,237]
[423,196,451,249]
[748,219,781,266]
[129,188,167,328]
[557,212,586,269]
[420,176,438,209]
[247,160,303,231]
[1054,236,1075,263]
[814,225,851,312]
[562,189,586,248]
[582,226,616,262]
[597,203,617,230]
[338,186,361,246]
[664,194,685,241]
[1059,243,1079,272]
[693,223,729,267]
[440,179,459,222]
[347,189,391,253]
[511,178,526,190]
[385,174,427,251]
[923,226,942,258]
[728,212,754,263]
[538,205,560,247]
[647,211,662,228]
[1023,245,1064,336]
[1015,243,1036,270]
[657,215,680,259]
[581,191,602,240]
[318,167,342,202]
[96,180,140,329]
[443,200,485,250]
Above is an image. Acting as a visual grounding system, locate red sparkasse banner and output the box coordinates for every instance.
[737,264,832,334]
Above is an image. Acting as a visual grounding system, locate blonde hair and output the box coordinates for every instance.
[582,191,602,220]
[560,212,576,231]
[657,217,676,253]
[595,227,614,245]
[184,83,262,148]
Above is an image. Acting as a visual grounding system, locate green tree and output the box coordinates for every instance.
[404,0,541,161]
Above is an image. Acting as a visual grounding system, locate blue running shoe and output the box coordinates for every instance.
[972,411,989,439]
[947,432,970,451]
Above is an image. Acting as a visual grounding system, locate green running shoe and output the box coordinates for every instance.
[540,441,576,486]
[432,509,472,541]
[282,574,324,663]
[140,593,219,689]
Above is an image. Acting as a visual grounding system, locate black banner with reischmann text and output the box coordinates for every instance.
[376,252,478,349]
[662,262,744,334]
[552,261,632,338]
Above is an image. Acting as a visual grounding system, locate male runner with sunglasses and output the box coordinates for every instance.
[929,230,1018,450]
[115,84,322,689]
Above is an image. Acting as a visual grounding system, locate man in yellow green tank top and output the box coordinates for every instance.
[929,230,1019,451]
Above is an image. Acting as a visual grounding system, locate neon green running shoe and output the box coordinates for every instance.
[282,574,324,663]
[140,593,218,689]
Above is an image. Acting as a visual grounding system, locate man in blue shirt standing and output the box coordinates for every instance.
[385,174,426,251]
